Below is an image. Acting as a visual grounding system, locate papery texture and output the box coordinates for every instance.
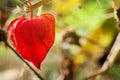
[7,14,55,69]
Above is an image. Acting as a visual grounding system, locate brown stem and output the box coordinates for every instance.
[25,0,33,19]
[83,32,120,80]
[4,41,44,80]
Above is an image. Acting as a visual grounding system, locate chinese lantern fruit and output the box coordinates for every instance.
[7,13,55,69]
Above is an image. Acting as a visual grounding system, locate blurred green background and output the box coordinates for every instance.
[0,0,120,80]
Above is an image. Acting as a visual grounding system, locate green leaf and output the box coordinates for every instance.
[24,0,50,12]
[12,0,24,9]
[32,0,49,9]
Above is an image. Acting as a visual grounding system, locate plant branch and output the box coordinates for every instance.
[4,41,44,80]
[83,32,120,80]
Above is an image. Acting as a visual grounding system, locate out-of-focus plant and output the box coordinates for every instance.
[0,0,120,80]
[52,0,84,14]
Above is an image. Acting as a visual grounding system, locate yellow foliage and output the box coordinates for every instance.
[73,54,87,64]
[52,0,84,14]
[81,18,117,61]
[113,0,120,9]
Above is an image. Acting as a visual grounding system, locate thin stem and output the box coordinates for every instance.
[83,32,120,80]
[25,0,33,19]
[4,41,44,80]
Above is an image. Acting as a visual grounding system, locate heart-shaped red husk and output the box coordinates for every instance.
[7,13,55,69]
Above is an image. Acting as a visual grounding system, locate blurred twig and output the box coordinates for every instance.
[59,30,107,80]
[0,7,9,28]
[83,32,120,80]
[57,56,74,80]
[0,29,44,80]
[4,41,44,80]
[83,1,120,79]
